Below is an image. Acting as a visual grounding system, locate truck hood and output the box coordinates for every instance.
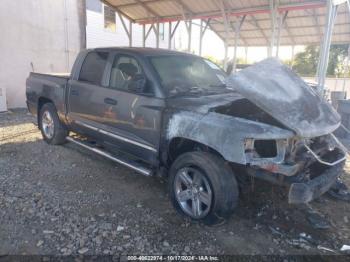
[225,58,341,138]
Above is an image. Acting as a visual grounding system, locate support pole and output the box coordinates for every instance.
[317,1,338,94]
[142,24,146,47]
[168,21,180,51]
[187,20,192,52]
[276,11,288,57]
[199,20,204,56]
[156,22,160,48]
[118,13,132,47]
[233,16,246,72]
[269,0,278,57]
[219,0,230,70]
[129,20,133,47]
[168,22,172,49]
[199,19,210,56]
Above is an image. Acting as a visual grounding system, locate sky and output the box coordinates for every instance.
[173,19,305,64]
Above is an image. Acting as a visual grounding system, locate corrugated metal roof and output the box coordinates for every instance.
[103,0,350,46]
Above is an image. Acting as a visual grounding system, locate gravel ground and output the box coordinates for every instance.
[1,109,350,256]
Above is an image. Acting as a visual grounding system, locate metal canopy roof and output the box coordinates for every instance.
[103,0,350,46]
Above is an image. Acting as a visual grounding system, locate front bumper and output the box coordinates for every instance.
[288,161,345,204]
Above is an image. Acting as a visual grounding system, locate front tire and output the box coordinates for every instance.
[168,151,239,225]
[39,103,68,145]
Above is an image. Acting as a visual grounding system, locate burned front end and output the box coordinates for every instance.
[223,58,347,204]
[243,134,346,204]
[166,58,347,205]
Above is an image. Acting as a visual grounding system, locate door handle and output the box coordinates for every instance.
[104,98,118,105]
[71,89,79,96]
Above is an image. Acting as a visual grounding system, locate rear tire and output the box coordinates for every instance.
[39,103,68,145]
[168,151,239,225]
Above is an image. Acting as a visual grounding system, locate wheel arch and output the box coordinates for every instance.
[167,137,226,166]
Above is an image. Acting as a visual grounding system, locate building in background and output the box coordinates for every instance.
[0,0,86,109]
[86,0,169,49]
[0,0,86,108]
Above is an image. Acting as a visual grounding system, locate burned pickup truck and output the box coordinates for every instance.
[26,48,347,225]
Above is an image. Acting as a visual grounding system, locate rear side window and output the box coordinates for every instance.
[79,51,109,85]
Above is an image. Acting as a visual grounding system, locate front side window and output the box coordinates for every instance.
[149,55,227,97]
[109,55,143,92]
[104,5,116,32]
[79,51,109,85]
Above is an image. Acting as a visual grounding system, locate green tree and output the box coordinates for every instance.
[292,45,319,76]
[292,44,348,77]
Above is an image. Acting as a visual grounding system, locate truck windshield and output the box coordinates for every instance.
[149,55,227,97]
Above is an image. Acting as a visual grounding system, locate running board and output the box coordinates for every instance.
[66,136,152,176]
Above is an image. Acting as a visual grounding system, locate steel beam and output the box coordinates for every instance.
[129,20,133,47]
[146,24,154,39]
[199,20,204,56]
[174,0,224,50]
[187,21,192,52]
[219,0,230,69]
[269,0,279,57]
[199,19,210,56]
[171,21,180,39]
[142,24,146,47]
[214,22,349,33]
[249,16,270,45]
[229,21,248,47]
[143,24,157,47]
[168,22,172,49]
[209,11,348,27]
[276,11,288,57]
[223,31,349,40]
[118,13,132,46]
[155,22,160,48]
[177,0,193,53]
[317,1,338,94]
[200,19,210,55]
[233,16,246,71]
[137,1,326,24]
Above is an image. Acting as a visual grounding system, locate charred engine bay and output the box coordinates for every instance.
[211,98,287,130]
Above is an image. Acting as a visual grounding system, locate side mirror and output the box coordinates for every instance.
[128,74,147,93]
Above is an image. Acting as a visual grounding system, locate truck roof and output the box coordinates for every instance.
[92,47,197,57]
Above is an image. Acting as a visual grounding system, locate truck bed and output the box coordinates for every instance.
[26,72,70,118]
[29,72,70,81]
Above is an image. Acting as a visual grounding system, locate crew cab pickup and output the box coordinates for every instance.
[26,47,347,224]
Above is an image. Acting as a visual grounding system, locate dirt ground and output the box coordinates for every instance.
[0,110,350,257]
